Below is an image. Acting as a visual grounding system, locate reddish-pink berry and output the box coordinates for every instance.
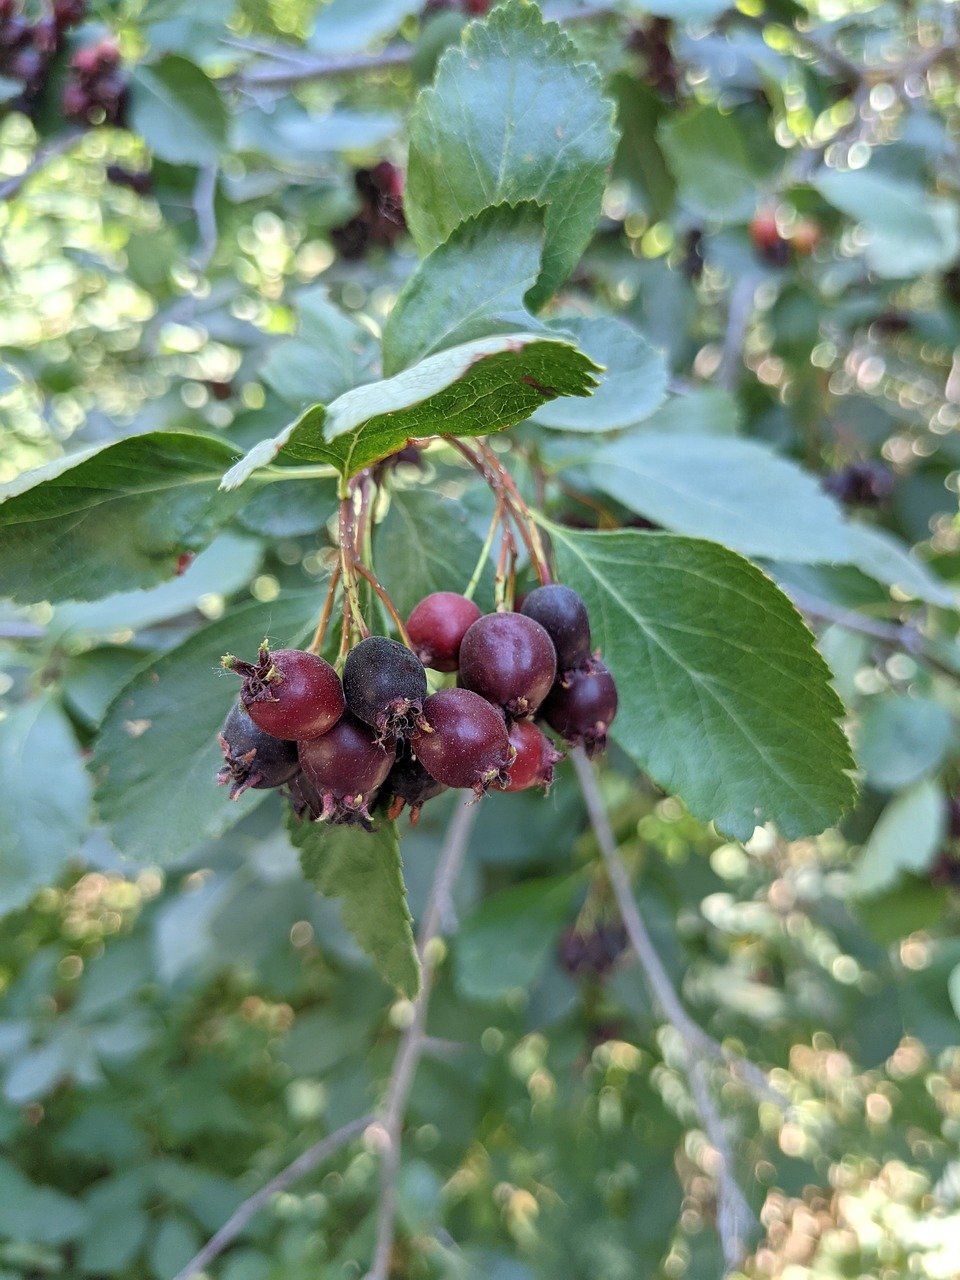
[412,688,513,796]
[406,592,482,673]
[504,720,563,793]
[458,612,557,717]
[222,645,345,741]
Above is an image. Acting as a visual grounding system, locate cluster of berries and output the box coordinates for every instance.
[330,161,406,260]
[62,35,126,126]
[0,0,85,116]
[216,584,618,831]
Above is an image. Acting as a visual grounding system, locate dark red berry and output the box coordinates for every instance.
[383,744,447,824]
[54,0,87,28]
[412,688,513,796]
[216,702,299,799]
[299,714,396,827]
[540,660,618,757]
[342,636,428,741]
[520,584,592,673]
[222,645,345,741]
[558,922,628,977]
[459,612,557,718]
[504,720,563,793]
[406,592,482,673]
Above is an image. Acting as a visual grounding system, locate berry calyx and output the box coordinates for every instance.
[216,702,299,799]
[540,660,618,757]
[299,714,396,828]
[342,635,429,741]
[222,645,345,741]
[383,745,447,824]
[406,591,482,672]
[412,688,513,796]
[459,612,557,718]
[504,720,563,793]
[520,584,592,673]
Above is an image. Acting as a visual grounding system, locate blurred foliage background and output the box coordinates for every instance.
[3,1,960,1278]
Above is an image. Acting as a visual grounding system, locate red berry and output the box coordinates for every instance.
[459,612,557,718]
[342,636,428,741]
[520,584,592,673]
[299,714,396,827]
[540,660,618,757]
[412,688,513,796]
[216,702,299,799]
[406,592,482,673]
[504,720,563,793]
[222,645,345,741]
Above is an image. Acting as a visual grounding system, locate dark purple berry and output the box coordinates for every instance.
[106,164,152,195]
[948,795,960,840]
[823,461,894,508]
[383,744,447,824]
[406,592,482,673]
[216,702,299,799]
[504,720,563,793]
[342,636,428,741]
[558,922,628,977]
[540,660,618,757]
[412,688,513,796]
[459,612,557,718]
[222,645,345,741]
[520,584,592,673]
[299,714,396,828]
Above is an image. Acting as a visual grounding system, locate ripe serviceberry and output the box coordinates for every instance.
[823,461,894,507]
[216,702,299,799]
[342,635,428,741]
[558,922,628,977]
[222,645,345,741]
[383,745,447,824]
[406,591,482,673]
[749,210,789,267]
[459,612,557,717]
[541,660,618,757]
[412,688,513,796]
[299,714,396,828]
[504,720,563,793]
[520,584,592,673]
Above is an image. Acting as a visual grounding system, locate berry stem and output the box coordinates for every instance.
[307,563,342,655]
[449,439,552,585]
[338,492,370,645]
[352,560,414,649]
[463,495,505,602]
[493,523,517,612]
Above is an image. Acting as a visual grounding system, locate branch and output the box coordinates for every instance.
[0,129,85,203]
[716,275,757,393]
[190,163,219,274]
[172,1115,372,1280]
[366,798,479,1280]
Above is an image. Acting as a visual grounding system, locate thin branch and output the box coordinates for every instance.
[191,163,219,273]
[716,275,758,393]
[366,799,479,1280]
[0,129,85,203]
[172,1115,372,1280]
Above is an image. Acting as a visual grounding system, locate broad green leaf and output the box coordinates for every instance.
[236,477,339,538]
[532,317,668,432]
[546,525,856,839]
[309,0,422,53]
[290,813,419,997]
[129,55,227,167]
[844,523,954,607]
[854,779,945,896]
[221,333,600,486]
[0,696,92,916]
[406,0,617,308]
[856,695,953,791]
[92,593,320,864]
[659,106,764,222]
[382,203,546,376]
[815,168,960,278]
[0,1158,89,1245]
[0,432,244,604]
[260,287,378,411]
[588,433,852,562]
[630,388,741,436]
[455,877,573,1002]
[376,488,494,616]
[62,648,152,730]
[149,1216,201,1280]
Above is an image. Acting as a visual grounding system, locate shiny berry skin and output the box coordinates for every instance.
[342,636,428,741]
[383,745,447,824]
[216,702,299,799]
[406,592,482,672]
[520,584,592,673]
[540,660,618,757]
[299,714,396,827]
[504,720,563,793]
[412,688,513,796]
[459,612,557,718]
[222,645,345,741]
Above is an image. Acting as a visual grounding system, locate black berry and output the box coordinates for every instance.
[216,702,299,799]
[412,688,513,796]
[406,591,482,672]
[459,612,557,718]
[222,645,345,741]
[299,714,396,827]
[540,660,618,757]
[342,635,428,741]
[504,720,563,793]
[383,744,447,824]
[520,584,592,673]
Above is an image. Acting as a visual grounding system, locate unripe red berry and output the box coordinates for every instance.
[504,720,563,793]
[540,660,618,757]
[222,645,345,741]
[342,635,428,741]
[406,592,482,673]
[299,714,396,827]
[459,612,557,718]
[216,702,299,799]
[412,688,513,796]
[520,584,592,673]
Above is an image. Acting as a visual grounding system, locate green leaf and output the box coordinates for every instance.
[382,203,547,376]
[92,593,320,864]
[533,318,667,432]
[406,0,617,308]
[221,334,600,486]
[0,696,92,916]
[854,779,945,896]
[289,813,420,997]
[844,524,954,607]
[129,55,227,167]
[0,432,244,604]
[546,525,856,839]
[659,106,765,222]
[455,877,573,1002]
[260,286,378,411]
[309,0,422,53]
[633,389,741,436]
[856,695,954,791]
[588,433,852,562]
[149,1216,201,1280]
[376,488,493,616]
[0,1158,89,1245]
